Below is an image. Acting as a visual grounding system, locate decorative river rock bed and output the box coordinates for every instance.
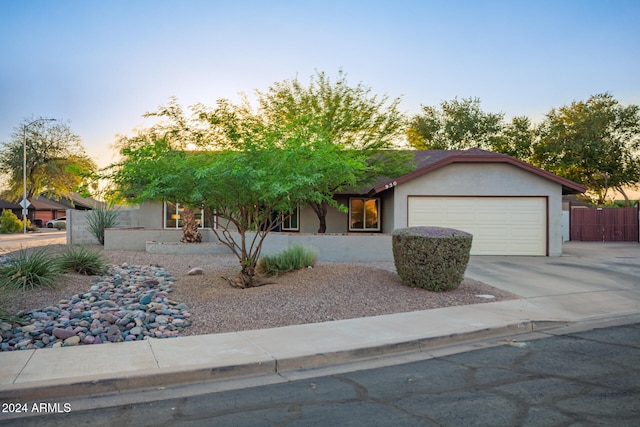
[0,263,192,351]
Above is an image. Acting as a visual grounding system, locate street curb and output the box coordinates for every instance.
[0,359,277,402]
[274,320,559,373]
[1,320,562,402]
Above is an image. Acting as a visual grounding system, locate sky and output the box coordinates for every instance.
[1,0,639,169]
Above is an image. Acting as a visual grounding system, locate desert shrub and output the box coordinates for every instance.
[392,226,472,291]
[26,220,39,232]
[0,210,22,234]
[53,221,66,230]
[86,207,119,245]
[257,245,317,276]
[0,247,62,291]
[58,245,108,275]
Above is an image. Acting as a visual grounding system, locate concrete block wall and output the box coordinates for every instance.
[102,227,393,262]
[146,241,232,254]
[104,228,218,251]
[67,210,98,245]
[105,229,184,250]
[255,232,393,262]
[71,207,393,262]
[67,209,140,245]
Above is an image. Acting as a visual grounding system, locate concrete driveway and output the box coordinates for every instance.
[465,241,640,321]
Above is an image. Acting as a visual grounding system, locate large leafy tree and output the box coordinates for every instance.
[109,98,337,287]
[407,93,640,205]
[0,118,96,201]
[491,116,536,161]
[257,71,412,233]
[532,93,640,205]
[407,97,505,151]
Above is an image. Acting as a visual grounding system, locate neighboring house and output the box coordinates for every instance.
[29,197,68,225]
[0,192,104,227]
[0,199,22,219]
[140,148,586,256]
[0,197,66,228]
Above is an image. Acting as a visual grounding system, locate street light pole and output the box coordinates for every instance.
[22,118,56,234]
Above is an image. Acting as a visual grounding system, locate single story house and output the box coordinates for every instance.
[29,197,69,225]
[137,148,586,257]
[0,192,103,228]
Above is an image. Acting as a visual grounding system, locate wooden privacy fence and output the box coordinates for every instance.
[570,206,639,242]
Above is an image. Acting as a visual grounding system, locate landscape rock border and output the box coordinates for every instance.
[0,264,192,351]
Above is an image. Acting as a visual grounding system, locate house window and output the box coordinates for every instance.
[165,202,184,229]
[165,202,215,229]
[281,208,299,231]
[349,198,380,231]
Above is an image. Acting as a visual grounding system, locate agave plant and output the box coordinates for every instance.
[58,245,109,275]
[0,247,62,291]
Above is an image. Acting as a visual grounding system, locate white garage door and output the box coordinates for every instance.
[408,197,547,255]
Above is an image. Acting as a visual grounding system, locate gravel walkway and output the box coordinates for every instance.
[1,245,518,348]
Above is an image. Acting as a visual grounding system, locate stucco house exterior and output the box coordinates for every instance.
[136,148,585,257]
[370,149,586,256]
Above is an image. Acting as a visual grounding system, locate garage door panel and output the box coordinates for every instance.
[450,212,483,221]
[408,197,546,255]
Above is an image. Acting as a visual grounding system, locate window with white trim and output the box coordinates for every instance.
[349,198,380,231]
[165,202,184,229]
[281,208,299,231]
[164,202,215,229]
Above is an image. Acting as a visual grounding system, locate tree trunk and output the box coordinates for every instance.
[223,264,275,288]
[238,264,257,288]
[310,201,328,233]
[180,207,202,243]
[615,186,630,207]
[211,213,277,289]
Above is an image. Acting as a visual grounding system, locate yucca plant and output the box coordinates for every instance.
[0,247,62,291]
[257,245,317,277]
[58,245,108,275]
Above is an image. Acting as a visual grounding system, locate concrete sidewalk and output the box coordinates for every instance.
[1,242,639,401]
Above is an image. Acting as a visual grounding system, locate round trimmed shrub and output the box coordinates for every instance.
[392,226,473,291]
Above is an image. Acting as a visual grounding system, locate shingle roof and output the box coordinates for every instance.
[29,197,69,210]
[32,193,105,210]
[0,193,105,212]
[0,200,20,210]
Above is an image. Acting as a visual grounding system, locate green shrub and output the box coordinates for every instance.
[58,245,108,275]
[26,220,39,232]
[392,226,473,292]
[257,245,317,276]
[53,221,66,230]
[86,207,119,245]
[0,247,62,291]
[0,210,23,234]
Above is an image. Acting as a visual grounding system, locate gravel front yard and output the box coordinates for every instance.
[3,245,519,336]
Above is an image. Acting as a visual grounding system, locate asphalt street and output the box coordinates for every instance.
[4,322,639,426]
[0,230,65,254]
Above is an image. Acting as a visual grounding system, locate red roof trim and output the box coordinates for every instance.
[370,149,587,196]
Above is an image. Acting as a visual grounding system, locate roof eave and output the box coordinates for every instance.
[369,152,587,196]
